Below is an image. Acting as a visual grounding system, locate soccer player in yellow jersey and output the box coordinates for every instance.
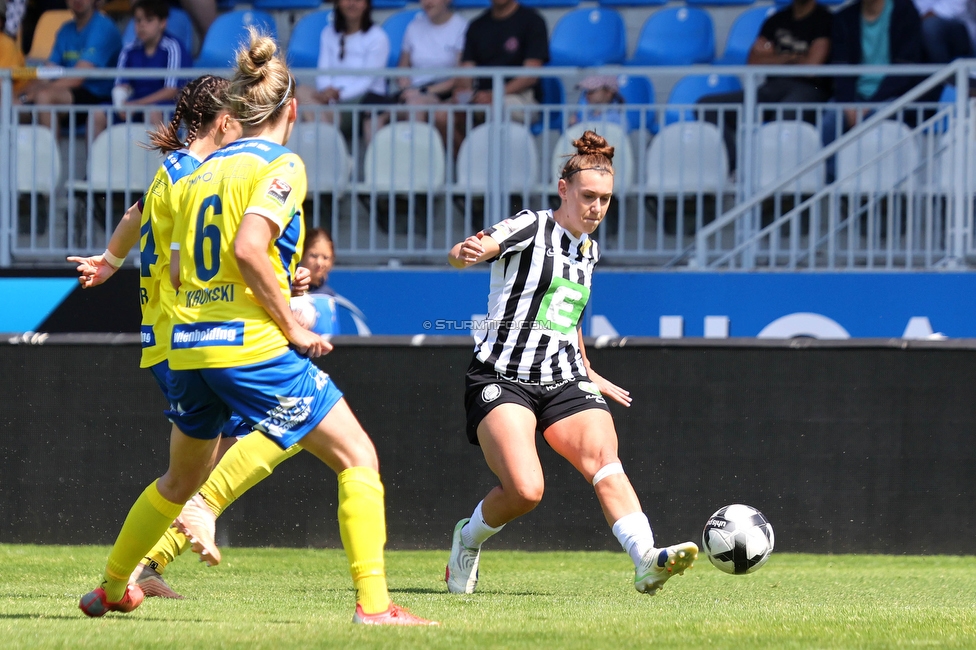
[70,75,310,601]
[79,29,436,626]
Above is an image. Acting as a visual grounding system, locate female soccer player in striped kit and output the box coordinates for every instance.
[80,28,435,626]
[445,131,698,596]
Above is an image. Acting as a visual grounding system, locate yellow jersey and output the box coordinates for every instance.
[169,137,307,370]
[139,149,203,368]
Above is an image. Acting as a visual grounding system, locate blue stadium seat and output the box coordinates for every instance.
[686,0,754,6]
[597,0,666,7]
[253,0,322,8]
[121,7,195,58]
[382,9,422,68]
[665,73,741,125]
[617,74,658,133]
[521,0,579,7]
[550,8,626,66]
[194,10,277,68]
[531,76,566,135]
[372,0,409,8]
[450,0,490,7]
[287,10,332,69]
[217,0,236,9]
[715,5,776,65]
[627,7,715,66]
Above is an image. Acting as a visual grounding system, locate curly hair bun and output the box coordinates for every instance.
[236,28,278,79]
[573,130,615,162]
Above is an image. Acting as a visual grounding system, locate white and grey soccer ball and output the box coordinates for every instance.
[701,504,774,575]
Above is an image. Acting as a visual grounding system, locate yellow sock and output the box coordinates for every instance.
[337,467,390,614]
[104,480,183,601]
[143,527,192,573]
[200,434,302,517]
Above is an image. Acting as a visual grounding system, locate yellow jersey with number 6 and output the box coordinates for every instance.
[169,137,307,370]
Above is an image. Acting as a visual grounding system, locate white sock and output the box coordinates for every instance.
[611,511,655,567]
[460,500,504,549]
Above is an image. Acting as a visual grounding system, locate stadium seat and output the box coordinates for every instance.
[14,125,60,196]
[686,0,754,6]
[217,0,237,9]
[550,121,634,187]
[372,0,409,8]
[836,121,920,194]
[549,8,626,66]
[597,0,665,7]
[531,77,566,135]
[455,122,539,195]
[286,10,333,69]
[664,74,742,125]
[775,0,845,5]
[627,7,715,66]
[253,0,322,8]
[286,123,353,194]
[645,121,728,193]
[382,9,422,68]
[121,8,195,59]
[520,0,580,8]
[194,10,277,68]
[450,0,490,7]
[616,74,657,133]
[755,122,823,193]
[362,121,446,192]
[715,5,776,65]
[71,124,159,194]
[26,10,73,63]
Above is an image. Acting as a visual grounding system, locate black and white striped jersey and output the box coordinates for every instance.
[475,209,600,383]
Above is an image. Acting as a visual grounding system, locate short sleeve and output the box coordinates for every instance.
[523,10,549,63]
[814,8,833,39]
[483,211,538,260]
[758,13,779,42]
[80,19,121,67]
[244,153,308,235]
[401,18,419,56]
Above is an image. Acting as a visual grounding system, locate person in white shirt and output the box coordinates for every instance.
[295,0,390,140]
[397,0,467,105]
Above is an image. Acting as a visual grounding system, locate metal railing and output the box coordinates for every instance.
[0,62,967,268]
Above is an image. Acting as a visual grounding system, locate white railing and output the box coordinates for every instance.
[0,63,966,268]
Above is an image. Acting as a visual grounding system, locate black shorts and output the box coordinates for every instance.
[463,358,611,445]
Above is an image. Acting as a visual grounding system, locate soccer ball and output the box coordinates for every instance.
[701,504,774,575]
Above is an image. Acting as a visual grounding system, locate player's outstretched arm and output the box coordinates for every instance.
[448,231,500,268]
[577,328,632,407]
[66,201,143,288]
[235,213,332,358]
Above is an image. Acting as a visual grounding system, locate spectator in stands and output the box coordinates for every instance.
[568,74,625,127]
[91,0,190,136]
[3,0,24,39]
[912,0,975,63]
[294,228,341,336]
[698,0,833,171]
[17,0,62,56]
[439,0,548,147]
[830,0,930,131]
[0,0,27,97]
[295,0,390,142]
[17,0,122,130]
[155,0,215,42]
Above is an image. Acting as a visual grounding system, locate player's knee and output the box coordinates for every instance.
[508,478,544,513]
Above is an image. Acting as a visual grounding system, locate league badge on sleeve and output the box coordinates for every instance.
[267,178,293,205]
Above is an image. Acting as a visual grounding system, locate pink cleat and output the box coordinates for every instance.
[79,583,144,617]
[352,602,439,626]
[129,563,184,599]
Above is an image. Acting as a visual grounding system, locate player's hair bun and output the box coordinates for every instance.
[236,29,278,81]
[573,131,614,162]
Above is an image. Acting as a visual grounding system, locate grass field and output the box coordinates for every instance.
[2,544,975,649]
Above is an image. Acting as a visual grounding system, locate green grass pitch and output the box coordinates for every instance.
[2,544,975,649]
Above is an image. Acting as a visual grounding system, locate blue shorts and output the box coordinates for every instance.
[164,350,344,449]
[150,360,251,438]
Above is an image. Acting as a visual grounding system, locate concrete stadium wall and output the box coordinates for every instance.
[2,337,974,555]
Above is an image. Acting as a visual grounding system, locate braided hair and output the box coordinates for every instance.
[146,74,230,154]
[559,130,615,181]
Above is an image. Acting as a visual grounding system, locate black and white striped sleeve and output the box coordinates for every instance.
[483,210,538,261]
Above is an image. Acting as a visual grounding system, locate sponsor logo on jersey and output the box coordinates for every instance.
[267,178,292,205]
[141,325,156,348]
[482,384,502,403]
[171,322,245,348]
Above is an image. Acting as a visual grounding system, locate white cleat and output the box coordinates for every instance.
[175,493,221,567]
[445,518,481,594]
[634,542,698,595]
